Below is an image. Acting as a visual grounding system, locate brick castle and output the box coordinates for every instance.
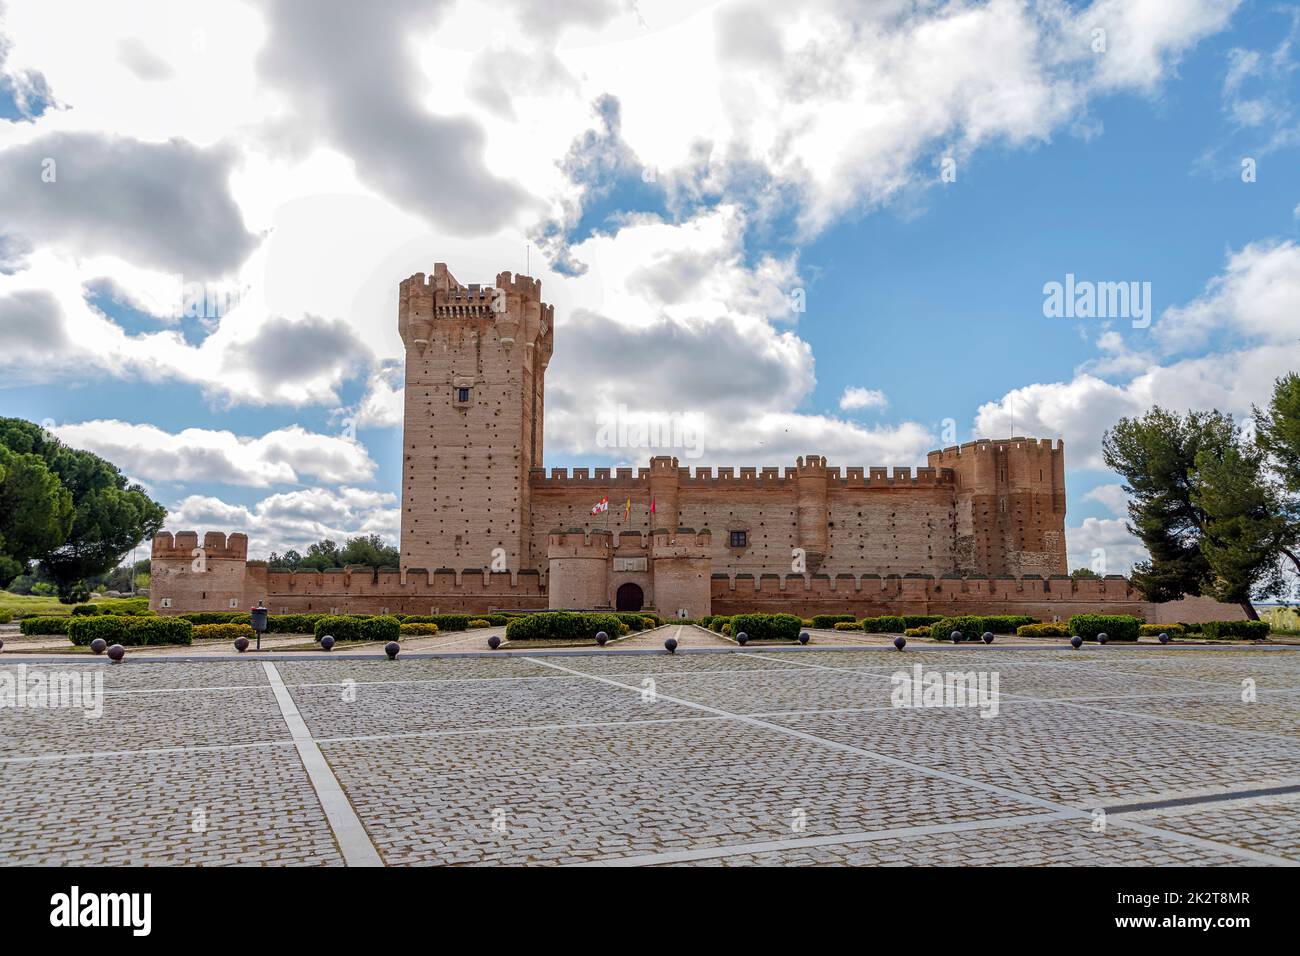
[150,263,1233,622]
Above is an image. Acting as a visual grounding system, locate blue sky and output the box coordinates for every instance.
[1,0,1298,572]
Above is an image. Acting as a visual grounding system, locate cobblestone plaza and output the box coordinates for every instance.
[1,629,1297,867]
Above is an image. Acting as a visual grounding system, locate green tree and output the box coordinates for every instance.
[1069,567,1101,580]
[1254,372,1300,575]
[339,533,400,569]
[0,418,166,601]
[1104,407,1284,619]
[0,444,73,587]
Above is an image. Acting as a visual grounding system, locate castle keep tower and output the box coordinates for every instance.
[928,438,1067,577]
[398,263,553,575]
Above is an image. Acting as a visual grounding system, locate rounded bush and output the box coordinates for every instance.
[312,615,400,644]
[68,616,192,647]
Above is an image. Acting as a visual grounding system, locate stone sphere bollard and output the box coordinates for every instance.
[0,636,4,652]
[320,635,335,651]
[982,631,994,644]
[234,636,249,653]
[488,635,501,650]
[385,641,400,660]
[1098,632,1108,645]
[950,630,963,644]
[107,644,125,663]
[1070,636,1083,650]
[1159,632,1170,644]
[894,636,906,651]
[664,637,678,654]
[735,631,748,645]
[90,638,107,655]
[798,631,810,645]
[595,630,608,646]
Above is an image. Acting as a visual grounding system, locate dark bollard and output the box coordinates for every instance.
[107,644,125,663]
[1070,636,1083,649]
[1159,632,1170,644]
[90,638,107,655]
[234,636,249,653]
[385,641,400,660]
[664,637,678,654]
[488,635,501,650]
[894,636,906,651]
[595,630,608,646]
[951,630,963,644]
[0,637,4,652]
[320,635,335,652]
[735,631,748,646]
[982,631,994,644]
[798,631,810,645]
[1098,632,1108,645]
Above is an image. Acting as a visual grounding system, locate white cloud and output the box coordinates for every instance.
[1066,516,1148,576]
[166,486,399,559]
[1083,483,1129,517]
[52,420,376,489]
[977,239,1300,469]
[839,387,889,412]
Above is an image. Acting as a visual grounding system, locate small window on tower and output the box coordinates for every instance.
[456,387,470,403]
[730,531,748,548]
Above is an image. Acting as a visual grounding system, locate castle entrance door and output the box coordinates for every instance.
[615,582,644,612]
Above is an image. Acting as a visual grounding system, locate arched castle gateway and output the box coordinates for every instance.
[150,263,1234,622]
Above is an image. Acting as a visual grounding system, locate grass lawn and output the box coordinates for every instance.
[0,591,149,620]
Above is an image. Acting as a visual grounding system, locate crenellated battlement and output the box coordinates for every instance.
[152,530,248,562]
[398,262,553,357]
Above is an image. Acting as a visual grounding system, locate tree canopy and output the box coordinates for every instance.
[0,418,166,601]
[268,534,399,572]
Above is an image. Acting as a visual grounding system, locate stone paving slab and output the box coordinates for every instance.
[661,817,1250,867]
[317,719,1052,866]
[0,746,342,866]
[0,645,1296,866]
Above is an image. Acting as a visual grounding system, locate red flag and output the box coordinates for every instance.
[650,496,656,515]
[590,496,609,515]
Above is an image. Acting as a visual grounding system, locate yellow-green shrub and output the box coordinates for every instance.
[833,621,862,631]
[1016,622,1070,637]
[400,622,440,636]
[192,623,256,640]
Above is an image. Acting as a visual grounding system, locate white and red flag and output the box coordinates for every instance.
[590,496,609,515]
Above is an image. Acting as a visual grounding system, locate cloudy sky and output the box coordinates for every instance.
[1,0,1297,572]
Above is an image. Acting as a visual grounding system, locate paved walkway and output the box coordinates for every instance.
[1,644,1297,866]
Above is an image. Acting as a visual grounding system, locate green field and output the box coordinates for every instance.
[0,592,148,621]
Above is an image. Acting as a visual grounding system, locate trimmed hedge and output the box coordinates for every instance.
[19,616,72,635]
[268,613,326,633]
[903,626,931,637]
[192,623,256,640]
[709,616,730,633]
[811,614,856,629]
[1016,622,1069,637]
[1068,614,1140,642]
[503,612,624,643]
[902,615,944,629]
[729,613,802,642]
[1138,623,1185,638]
[71,604,101,616]
[312,615,401,644]
[614,612,650,632]
[68,616,192,647]
[833,621,863,631]
[400,614,471,631]
[180,611,251,625]
[930,615,1038,641]
[1202,619,1271,640]
[860,615,906,633]
[399,622,440,636]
